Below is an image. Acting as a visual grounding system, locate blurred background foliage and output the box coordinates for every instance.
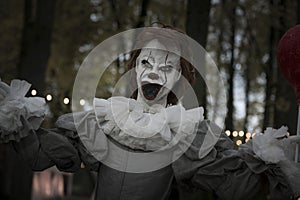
[0,0,299,199]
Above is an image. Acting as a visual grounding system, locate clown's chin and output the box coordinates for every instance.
[141,82,162,101]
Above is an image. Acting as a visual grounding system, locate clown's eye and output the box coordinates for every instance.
[141,59,152,68]
[160,65,173,72]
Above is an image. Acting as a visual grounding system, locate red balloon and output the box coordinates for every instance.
[277,25,300,104]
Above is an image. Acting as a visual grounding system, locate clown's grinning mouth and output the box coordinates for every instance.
[141,82,162,100]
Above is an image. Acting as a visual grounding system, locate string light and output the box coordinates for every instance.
[31,89,37,96]
[238,131,244,137]
[225,130,231,136]
[246,132,251,138]
[232,131,238,137]
[236,140,242,146]
[28,89,73,105]
[63,98,70,105]
[80,99,85,106]
[46,94,52,101]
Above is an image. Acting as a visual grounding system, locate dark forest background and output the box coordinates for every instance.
[0,0,299,199]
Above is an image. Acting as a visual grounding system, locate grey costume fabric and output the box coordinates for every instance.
[12,113,295,200]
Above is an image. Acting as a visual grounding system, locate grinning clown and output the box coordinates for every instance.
[0,25,300,200]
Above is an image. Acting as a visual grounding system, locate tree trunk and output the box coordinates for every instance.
[212,0,225,122]
[297,0,300,24]
[224,0,237,131]
[18,0,57,93]
[243,58,251,133]
[185,0,211,118]
[135,0,150,28]
[180,1,211,198]
[6,0,57,199]
[263,0,276,130]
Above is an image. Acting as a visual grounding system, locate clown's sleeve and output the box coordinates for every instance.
[0,79,104,172]
[172,120,300,200]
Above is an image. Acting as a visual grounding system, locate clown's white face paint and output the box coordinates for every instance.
[135,39,181,108]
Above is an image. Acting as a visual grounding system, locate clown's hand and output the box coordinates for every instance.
[253,126,300,198]
[252,126,300,164]
[0,79,46,143]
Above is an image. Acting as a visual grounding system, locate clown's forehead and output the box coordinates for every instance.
[139,39,181,64]
[141,39,181,54]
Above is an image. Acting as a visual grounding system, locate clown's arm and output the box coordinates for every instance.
[0,79,101,172]
[173,120,300,200]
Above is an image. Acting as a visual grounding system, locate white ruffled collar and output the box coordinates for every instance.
[94,96,204,151]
